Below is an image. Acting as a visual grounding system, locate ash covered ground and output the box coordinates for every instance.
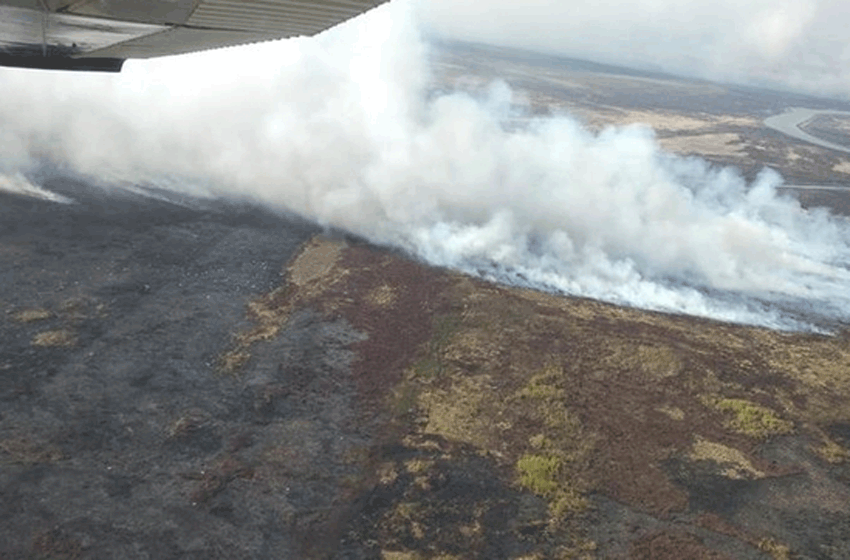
[2,42,850,559]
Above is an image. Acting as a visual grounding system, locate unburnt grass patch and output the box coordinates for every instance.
[31,328,76,347]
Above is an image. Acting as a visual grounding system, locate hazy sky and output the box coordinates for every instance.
[417,0,850,98]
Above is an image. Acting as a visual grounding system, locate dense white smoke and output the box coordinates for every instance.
[419,0,850,99]
[1,0,850,330]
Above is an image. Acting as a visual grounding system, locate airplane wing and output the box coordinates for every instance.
[0,0,387,72]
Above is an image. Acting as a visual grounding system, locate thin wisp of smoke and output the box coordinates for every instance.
[1,0,849,330]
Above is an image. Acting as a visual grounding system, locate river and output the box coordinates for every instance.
[764,107,850,153]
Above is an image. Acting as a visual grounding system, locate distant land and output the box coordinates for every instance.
[432,40,850,214]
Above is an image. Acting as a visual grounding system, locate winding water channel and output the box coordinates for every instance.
[764,107,850,153]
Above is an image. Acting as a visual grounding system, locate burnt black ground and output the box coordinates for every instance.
[0,170,358,559]
[4,170,850,560]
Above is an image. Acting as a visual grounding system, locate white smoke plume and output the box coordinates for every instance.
[1,0,850,330]
[419,0,850,99]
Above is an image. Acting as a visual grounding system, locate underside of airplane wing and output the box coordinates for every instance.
[0,0,386,72]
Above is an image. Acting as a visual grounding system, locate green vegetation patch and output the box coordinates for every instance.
[390,381,420,419]
[511,363,592,519]
[758,538,792,560]
[517,453,562,496]
[431,314,461,353]
[515,364,583,436]
[409,357,442,380]
[636,344,682,378]
[603,343,682,380]
[706,397,793,439]
[420,375,492,448]
[518,365,564,400]
[814,435,850,464]
[415,313,461,379]
[516,453,588,518]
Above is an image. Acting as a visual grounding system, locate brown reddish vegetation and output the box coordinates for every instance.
[221,234,850,558]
